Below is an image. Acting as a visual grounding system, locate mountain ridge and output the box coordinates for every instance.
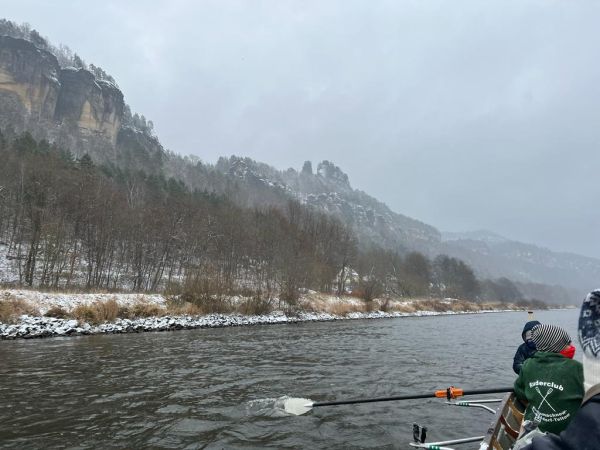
[210,156,600,296]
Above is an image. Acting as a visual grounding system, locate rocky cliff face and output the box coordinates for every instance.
[0,36,123,155]
[0,36,60,131]
[214,156,442,253]
[55,67,123,144]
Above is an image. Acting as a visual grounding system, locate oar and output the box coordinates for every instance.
[284,386,514,415]
[409,435,485,449]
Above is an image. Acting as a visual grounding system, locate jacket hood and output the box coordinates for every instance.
[522,320,541,341]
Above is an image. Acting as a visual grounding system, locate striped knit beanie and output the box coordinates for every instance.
[531,324,571,353]
[579,290,600,391]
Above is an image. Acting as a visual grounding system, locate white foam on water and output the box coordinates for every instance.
[246,397,286,417]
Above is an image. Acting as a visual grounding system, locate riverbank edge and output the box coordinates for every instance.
[1,307,528,340]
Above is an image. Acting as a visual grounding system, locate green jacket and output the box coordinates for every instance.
[514,352,584,435]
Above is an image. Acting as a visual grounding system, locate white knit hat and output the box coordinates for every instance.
[579,290,600,391]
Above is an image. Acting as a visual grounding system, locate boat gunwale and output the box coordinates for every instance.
[480,392,523,449]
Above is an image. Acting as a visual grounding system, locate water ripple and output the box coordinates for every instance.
[0,310,579,449]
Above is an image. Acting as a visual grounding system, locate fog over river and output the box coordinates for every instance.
[0,309,579,449]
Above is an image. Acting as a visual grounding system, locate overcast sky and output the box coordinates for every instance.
[4,1,600,257]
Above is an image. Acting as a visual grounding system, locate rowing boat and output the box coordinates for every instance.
[410,391,525,450]
[288,384,524,449]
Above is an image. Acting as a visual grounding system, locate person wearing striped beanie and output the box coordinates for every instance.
[520,290,600,449]
[514,324,584,435]
[513,320,541,374]
[531,324,575,356]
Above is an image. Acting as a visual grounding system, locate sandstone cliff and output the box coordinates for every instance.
[0,35,123,158]
[0,36,60,131]
[55,67,123,144]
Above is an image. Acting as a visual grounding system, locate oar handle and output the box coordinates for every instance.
[311,387,514,408]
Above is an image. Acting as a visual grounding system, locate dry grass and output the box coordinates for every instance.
[406,299,477,312]
[300,293,367,316]
[447,300,481,312]
[71,304,99,323]
[357,297,489,314]
[177,269,235,314]
[2,284,514,327]
[71,298,120,324]
[0,296,40,323]
[96,298,120,321]
[237,297,275,315]
[480,302,514,311]
[2,293,170,325]
[44,305,70,318]
[179,290,234,314]
[416,299,452,312]
[378,297,392,312]
[326,302,366,315]
[131,302,164,318]
[165,299,202,316]
[45,298,167,324]
[389,302,418,313]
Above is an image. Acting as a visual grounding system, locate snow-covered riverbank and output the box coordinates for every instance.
[0,308,515,340]
[0,288,526,340]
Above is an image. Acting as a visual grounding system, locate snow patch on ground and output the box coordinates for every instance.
[1,289,166,315]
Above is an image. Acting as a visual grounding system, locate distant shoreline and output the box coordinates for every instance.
[0,288,564,340]
[1,308,527,340]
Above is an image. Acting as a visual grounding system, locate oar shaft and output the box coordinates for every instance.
[462,387,513,396]
[311,387,513,408]
[410,435,485,447]
[312,392,435,407]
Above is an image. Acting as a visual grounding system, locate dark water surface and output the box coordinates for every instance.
[0,309,580,449]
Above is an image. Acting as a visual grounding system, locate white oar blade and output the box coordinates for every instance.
[283,397,313,415]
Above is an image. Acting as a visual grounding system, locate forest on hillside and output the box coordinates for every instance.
[0,130,545,309]
[0,18,588,306]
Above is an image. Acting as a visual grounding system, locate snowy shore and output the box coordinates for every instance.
[0,308,514,340]
[0,288,525,340]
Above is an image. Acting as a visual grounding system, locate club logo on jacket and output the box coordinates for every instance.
[529,380,571,424]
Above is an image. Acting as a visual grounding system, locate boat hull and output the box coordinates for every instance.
[480,393,525,450]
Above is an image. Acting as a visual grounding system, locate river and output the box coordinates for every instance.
[0,309,580,449]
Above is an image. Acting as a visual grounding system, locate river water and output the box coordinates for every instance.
[0,309,580,449]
